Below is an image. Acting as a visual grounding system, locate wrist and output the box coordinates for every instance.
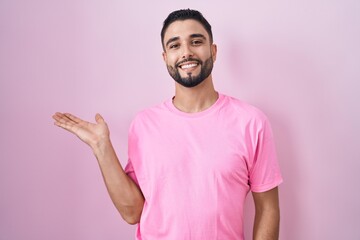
[91,137,112,157]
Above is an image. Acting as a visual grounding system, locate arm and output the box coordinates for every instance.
[252,187,280,240]
[52,112,144,224]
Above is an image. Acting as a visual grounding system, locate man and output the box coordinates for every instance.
[53,9,282,240]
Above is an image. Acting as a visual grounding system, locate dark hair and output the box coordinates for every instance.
[161,9,213,49]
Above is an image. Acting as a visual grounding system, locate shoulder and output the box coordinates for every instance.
[221,94,269,123]
[134,100,169,120]
[129,99,171,131]
[221,94,275,142]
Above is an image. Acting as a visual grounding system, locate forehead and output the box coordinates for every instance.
[163,19,209,42]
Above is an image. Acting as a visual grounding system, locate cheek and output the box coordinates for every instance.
[165,53,179,65]
[168,60,177,68]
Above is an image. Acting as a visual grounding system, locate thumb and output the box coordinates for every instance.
[95,113,105,124]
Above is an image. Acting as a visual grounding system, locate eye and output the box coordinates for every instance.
[169,43,179,49]
[192,39,203,45]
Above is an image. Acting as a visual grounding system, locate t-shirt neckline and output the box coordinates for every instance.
[165,92,225,118]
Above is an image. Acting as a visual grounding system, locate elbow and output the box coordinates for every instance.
[123,216,140,225]
[125,216,140,225]
[120,205,143,225]
[117,196,144,225]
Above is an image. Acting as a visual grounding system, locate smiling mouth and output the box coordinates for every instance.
[177,58,201,71]
[179,63,199,69]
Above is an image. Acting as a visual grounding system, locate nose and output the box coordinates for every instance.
[181,43,193,59]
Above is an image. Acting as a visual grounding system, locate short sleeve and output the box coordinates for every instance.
[124,159,139,185]
[124,119,140,186]
[249,117,283,192]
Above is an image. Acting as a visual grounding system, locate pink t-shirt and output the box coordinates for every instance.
[125,93,282,240]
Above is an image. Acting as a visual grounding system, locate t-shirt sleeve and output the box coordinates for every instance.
[248,116,283,192]
[124,119,140,186]
[124,159,139,185]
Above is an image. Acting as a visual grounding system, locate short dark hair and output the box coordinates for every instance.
[161,9,213,49]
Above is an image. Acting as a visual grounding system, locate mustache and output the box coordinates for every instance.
[175,58,202,68]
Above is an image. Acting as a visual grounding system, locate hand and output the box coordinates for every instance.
[52,112,110,149]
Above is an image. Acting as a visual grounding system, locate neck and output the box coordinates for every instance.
[173,76,218,113]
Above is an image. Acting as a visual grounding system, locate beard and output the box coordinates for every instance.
[166,56,214,88]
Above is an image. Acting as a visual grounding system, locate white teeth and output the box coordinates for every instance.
[181,63,198,69]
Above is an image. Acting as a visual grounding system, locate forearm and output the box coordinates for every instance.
[93,138,144,225]
[253,206,280,240]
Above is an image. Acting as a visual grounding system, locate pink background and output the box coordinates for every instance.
[1,1,359,239]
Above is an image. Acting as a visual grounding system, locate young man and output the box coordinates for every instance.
[53,9,282,240]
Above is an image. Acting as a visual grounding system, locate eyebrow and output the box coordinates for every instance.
[189,33,206,40]
[165,33,207,48]
[165,36,180,48]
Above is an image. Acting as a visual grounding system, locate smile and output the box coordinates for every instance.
[180,63,199,69]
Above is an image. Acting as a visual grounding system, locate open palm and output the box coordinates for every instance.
[52,112,110,148]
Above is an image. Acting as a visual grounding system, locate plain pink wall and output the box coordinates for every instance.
[1,1,359,239]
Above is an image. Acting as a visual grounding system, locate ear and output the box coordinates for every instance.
[162,51,167,63]
[211,44,217,62]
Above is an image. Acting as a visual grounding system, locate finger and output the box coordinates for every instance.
[52,113,65,122]
[53,118,74,130]
[64,113,82,124]
[52,112,65,120]
[53,119,76,133]
[53,113,77,127]
[53,112,73,122]
[95,113,105,124]
[52,113,79,131]
[52,112,70,123]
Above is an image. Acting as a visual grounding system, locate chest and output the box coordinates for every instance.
[135,118,252,185]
